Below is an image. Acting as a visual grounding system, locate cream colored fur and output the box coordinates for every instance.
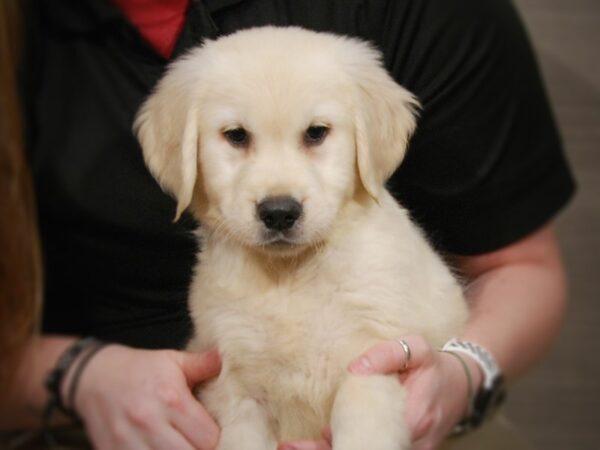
[135,26,468,450]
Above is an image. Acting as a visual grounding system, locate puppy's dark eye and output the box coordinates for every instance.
[304,125,329,145]
[223,127,249,146]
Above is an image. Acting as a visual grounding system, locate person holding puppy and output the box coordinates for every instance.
[2,1,574,449]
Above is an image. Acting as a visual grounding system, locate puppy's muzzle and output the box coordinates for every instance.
[257,196,302,232]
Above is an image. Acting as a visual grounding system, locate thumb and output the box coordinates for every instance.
[347,336,434,375]
[178,349,222,386]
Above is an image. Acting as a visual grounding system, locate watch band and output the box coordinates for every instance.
[442,338,506,432]
[441,339,500,390]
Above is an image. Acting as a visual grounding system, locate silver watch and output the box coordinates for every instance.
[442,339,507,432]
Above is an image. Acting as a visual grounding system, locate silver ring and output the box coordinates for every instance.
[396,339,411,371]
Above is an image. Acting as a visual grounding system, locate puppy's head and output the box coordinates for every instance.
[135,27,418,255]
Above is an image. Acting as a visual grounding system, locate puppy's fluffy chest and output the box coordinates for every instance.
[187,195,467,437]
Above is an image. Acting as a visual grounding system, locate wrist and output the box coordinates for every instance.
[459,353,484,393]
[441,338,507,433]
[44,337,107,425]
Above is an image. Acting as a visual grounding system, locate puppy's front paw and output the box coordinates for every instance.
[211,396,277,450]
[217,426,277,450]
[331,425,410,450]
[331,374,410,450]
[332,414,411,450]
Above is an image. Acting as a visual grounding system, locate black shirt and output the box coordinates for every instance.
[22,0,575,349]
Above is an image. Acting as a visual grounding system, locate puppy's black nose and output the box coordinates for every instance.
[257,196,302,231]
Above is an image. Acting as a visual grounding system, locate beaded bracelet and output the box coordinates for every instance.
[43,337,105,424]
[65,341,108,414]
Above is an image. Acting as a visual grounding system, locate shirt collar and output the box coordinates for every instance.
[203,0,248,12]
[42,0,249,33]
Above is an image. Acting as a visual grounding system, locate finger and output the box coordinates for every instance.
[278,439,332,450]
[407,401,443,444]
[170,396,220,450]
[411,439,433,450]
[178,349,222,386]
[144,424,196,450]
[321,427,332,444]
[412,434,443,450]
[407,408,435,442]
[347,335,434,375]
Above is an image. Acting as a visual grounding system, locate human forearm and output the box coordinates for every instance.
[0,335,77,429]
[454,225,568,381]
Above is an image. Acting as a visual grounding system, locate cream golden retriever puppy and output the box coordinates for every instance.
[135,26,467,450]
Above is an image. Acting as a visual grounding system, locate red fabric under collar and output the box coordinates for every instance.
[112,0,190,58]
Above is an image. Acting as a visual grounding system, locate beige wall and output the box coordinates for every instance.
[506,2,600,449]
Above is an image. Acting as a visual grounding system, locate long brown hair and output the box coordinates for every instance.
[0,0,42,391]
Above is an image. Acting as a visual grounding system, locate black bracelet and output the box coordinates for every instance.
[43,337,102,426]
[66,341,108,415]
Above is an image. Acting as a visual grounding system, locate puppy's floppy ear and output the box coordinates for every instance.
[134,65,200,221]
[348,44,419,200]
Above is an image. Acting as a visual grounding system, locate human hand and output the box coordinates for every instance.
[70,345,221,450]
[347,336,480,450]
[279,336,478,450]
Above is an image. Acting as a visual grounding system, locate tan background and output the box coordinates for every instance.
[506,1,600,449]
